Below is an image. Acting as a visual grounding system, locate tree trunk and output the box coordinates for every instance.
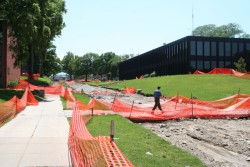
[85,74,87,82]
[39,52,45,77]
[28,44,34,80]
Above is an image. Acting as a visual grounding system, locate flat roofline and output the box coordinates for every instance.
[119,35,250,64]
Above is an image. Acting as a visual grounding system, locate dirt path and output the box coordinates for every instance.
[70,83,250,167]
[141,119,250,167]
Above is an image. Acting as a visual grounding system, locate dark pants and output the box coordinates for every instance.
[152,98,162,111]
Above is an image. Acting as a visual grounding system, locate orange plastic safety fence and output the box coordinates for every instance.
[0,88,38,126]
[122,86,136,94]
[194,68,250,79]
[13,79,65,95]
[78,94,250,121]
[68,102,134,167]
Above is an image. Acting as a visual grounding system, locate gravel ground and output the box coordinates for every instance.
[69,83,250,167]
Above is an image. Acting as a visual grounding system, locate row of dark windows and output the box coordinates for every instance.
[119,40,189,79]
[119,37,250,79]
[190,41,250,57]
[189,40,250,71]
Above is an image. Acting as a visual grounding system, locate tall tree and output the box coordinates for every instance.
[92,56,105,79]
[62,52,76,80]
[43,43,61,77]
[75,53,99,81]
[110,56,121,79]
[100,52,116,79]
[0,0,66,78]
[192,23,250,38]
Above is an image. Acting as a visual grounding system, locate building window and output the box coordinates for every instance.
[204,41,210,56]
[190,41,196,55]
[211,42,216,56]
[219,42,224,57]
[204,61,210,70]
[197,60,203,70]
[246,43,250,51]
[211,61,216,69]
[239,43,244,53]
[219,61,224,68]
[197,41,203,56]
[232,43,238,56]
[225,42,231,57]
[225,61,231,68]
[191,60,196,69]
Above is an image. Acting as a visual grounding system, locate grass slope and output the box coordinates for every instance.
[87,115,206,167]
[108,75,250,100]
[61,93,90,109]
[0,76,52,102]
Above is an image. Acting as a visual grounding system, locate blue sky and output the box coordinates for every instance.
[53,0,250,60]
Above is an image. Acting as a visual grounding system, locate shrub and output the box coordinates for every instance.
[150,71,156,77]
[7,80,18,88]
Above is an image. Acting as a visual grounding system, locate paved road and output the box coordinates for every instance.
[0,94,71,167]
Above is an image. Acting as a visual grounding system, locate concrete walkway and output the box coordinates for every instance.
[0,95,71,167]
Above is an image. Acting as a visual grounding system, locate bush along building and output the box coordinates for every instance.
[0,20,20,87]
[119,36,250,80]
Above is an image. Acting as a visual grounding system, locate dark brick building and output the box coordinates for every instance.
[0,20,20,87]
[119,36,250,80]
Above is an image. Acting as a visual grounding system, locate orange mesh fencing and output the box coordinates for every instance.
[0,88,38,126]
[65,80,75,85]
[63,87,76,109]
[122,86,136,94]
[32,73,40,80]
[68,102,134,167]
[13,79,65,95]
[77,93,250,121]
[194,68,250,79]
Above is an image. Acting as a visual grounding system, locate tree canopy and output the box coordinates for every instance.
[192,23,250,38]
[61,52,131,81]
[0,0,66,77]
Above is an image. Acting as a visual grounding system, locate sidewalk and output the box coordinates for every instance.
[0,95,71,167]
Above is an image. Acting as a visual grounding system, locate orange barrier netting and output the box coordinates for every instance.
[64,87,76,109]
[194,68,250,79]
[71,93,250,121]
[0,88,38,126]
[121,86,136,94]
[13,79,65,95]
[65,80,75,85]
[68,102,134,167]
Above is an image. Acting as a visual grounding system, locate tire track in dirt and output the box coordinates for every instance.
[141,119,250,167]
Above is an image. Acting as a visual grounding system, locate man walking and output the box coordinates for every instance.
[152,86,163,114]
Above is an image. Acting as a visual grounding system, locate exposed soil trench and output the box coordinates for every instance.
[70,83,250,167]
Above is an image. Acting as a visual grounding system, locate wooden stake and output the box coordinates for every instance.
[129,100,135,119]
[110,120,114,142]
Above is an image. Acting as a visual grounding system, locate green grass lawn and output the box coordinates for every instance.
[0,89,43,102]
[86,115,206,167]
[108,74,250,100]
[72,92,90,104]
[21,76,51,86]
[0,90,24,102]
[0,76,52,102]
[61,92,90,109]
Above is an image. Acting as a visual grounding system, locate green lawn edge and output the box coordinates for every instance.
[107,74,250,100]
[86,115,206,167]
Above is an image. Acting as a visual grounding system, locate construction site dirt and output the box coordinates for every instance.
[69,83,250,167]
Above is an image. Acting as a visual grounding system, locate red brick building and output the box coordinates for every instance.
[0,20,20,87]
